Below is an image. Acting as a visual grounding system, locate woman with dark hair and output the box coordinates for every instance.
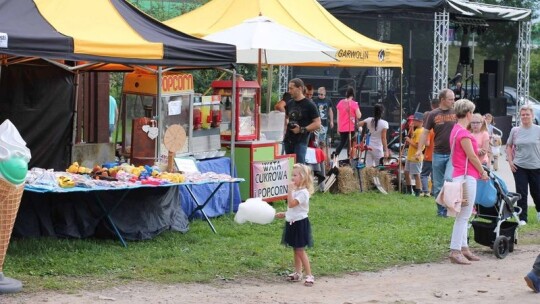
[333,87,361,159]
[358,103,389,166]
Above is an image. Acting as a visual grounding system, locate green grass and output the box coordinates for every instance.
[4,191,540,292]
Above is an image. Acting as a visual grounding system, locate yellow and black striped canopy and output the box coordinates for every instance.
[0,0,236,68]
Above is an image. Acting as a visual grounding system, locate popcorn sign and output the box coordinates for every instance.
[0,33,7,48]
[252,158,290,200]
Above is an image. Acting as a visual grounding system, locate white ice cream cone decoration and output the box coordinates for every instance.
[0,119,31,294]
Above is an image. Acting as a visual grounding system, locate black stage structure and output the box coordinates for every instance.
[293,0,532,127]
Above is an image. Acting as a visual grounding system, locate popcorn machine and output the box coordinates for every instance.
[211,80,260,141]
[121,71,221,167]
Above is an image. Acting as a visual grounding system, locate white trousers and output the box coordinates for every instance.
[365,148,384,167]
[450,175,477,250]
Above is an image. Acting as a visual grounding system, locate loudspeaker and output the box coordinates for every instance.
[484,60,504,97]
[459,47,471,65]
[490,97,507,117]
[413,59,433,112]
[479,73,495,101]
[476,96,507,117]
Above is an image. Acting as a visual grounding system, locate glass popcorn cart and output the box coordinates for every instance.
[211,80,259,141]
[120,71,221,168]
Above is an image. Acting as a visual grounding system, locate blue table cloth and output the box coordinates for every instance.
[180,157,242,219]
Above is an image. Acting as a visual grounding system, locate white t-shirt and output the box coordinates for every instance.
[285,188,310,222]
[363,117,389,149]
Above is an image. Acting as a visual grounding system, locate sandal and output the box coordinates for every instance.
[304,275,314,287]
[286,272,303,282]
[449,250,471,265]
[461,248,480,261]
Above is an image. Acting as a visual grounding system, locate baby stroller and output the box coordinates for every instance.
[470,167,522,259]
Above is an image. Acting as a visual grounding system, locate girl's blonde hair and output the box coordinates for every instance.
[293,163,314,195]
[467,113,488,132]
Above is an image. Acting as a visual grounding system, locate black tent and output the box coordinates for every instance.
[318,0,531,21]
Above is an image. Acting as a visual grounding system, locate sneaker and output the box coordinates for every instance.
[525,271,540,293]
[519,220,527,226]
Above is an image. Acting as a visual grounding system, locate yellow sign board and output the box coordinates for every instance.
[123,72,194,96]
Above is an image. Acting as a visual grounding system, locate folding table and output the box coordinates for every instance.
[184,179,244,233]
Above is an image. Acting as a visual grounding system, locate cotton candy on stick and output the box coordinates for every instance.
[234,198,276,224]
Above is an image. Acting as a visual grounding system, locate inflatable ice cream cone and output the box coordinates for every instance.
[0,119,31,294]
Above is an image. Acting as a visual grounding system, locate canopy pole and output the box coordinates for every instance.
[266,65,273,113]
[71,72,80,145]
[398,68,404,194]
[257,49,262,139]
[257,49,262,85]
[230,69,237,213]
[156,67,162,165]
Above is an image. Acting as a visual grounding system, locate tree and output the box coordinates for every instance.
[530,50,540,98]
[129,0,207,21]
[476,0,539,86]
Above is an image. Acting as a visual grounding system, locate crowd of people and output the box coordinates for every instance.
[276,78,540,291]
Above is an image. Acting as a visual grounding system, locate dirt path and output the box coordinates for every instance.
[3,244,540,304]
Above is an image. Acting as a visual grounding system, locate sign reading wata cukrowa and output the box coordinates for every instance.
[252,159,289,199]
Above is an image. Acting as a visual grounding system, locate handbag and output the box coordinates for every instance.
[475,178,497,207]
[436,130,469,213]
[436,179,466,210]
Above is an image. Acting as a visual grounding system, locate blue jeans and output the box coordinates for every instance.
[420,160,432,194]
[432,153,454,216]
[284,140,309,164]
[513,166,540,222]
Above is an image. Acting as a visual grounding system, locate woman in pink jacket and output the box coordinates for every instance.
[332,87,361,159]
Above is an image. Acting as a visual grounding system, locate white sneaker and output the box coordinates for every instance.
[519,220,527,226]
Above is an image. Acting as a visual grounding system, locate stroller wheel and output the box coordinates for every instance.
[493,236,509,259]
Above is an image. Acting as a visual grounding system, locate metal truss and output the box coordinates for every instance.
[376,19,391,99]
[516,20,531,124]
[432,10,449,98]
[278,66,289,97]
